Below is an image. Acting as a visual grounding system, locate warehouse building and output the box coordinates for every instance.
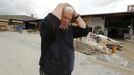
[81,5,134,39]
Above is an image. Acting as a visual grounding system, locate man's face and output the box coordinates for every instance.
[61,10,73,26]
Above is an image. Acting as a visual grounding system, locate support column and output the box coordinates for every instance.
[129,21,134,40]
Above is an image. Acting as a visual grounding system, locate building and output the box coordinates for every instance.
[0,15,41,31]
[81,11,134,39]
[128,4,134,12]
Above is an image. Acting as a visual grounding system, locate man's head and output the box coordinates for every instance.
[61,6,74,27]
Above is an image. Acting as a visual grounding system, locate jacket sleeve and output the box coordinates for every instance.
[71,25,91,38]
[40,13,61,40]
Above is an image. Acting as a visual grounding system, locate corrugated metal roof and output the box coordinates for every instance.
[81,11,134,17]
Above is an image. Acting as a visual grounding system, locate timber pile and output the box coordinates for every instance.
[0,22,8,31]
[74,41,96,55]
[8,25,16,31]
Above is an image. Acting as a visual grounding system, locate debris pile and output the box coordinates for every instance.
[75,33,123,55]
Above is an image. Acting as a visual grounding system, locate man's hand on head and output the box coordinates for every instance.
[52,3,70,20]
[74,12,86,29]
[52,3,86,29]
[57,3,69,9]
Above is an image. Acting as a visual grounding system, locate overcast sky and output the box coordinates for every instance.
[0,0,134,18]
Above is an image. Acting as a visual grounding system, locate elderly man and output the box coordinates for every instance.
[39,3,91,75]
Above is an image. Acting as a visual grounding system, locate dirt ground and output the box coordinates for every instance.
[118,40,134,68]
[74,40,134,75]
[0,31,134,75]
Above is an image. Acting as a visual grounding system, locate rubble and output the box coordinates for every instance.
[76,33,124,54]
[74,41,96,55]
[95,34,123,50]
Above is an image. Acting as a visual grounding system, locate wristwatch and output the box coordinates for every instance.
[74,14,80,20]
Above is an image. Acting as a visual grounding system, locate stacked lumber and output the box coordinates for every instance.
[0,22,8,31]
[8,25,16,31]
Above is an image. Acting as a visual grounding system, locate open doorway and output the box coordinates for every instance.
[107,21,130,39]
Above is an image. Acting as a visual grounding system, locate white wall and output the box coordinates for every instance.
[77,17,105,43]
[84,17,105,32]
[91,17,105,32]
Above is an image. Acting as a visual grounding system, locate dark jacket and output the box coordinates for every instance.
[39,13,90,75]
